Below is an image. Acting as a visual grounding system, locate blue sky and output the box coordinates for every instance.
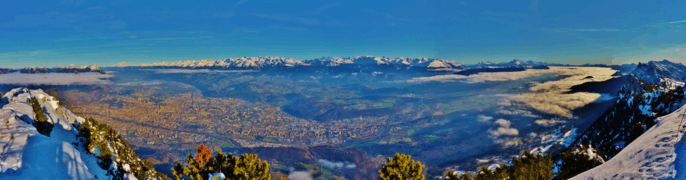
[1,0,685,68]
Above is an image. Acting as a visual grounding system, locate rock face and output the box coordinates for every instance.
[572,104,686,179]
[126,56,465,71]
[19,64,104,74]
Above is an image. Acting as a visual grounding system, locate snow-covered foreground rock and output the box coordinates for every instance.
[572,104,686,179]
[0,88,141,180]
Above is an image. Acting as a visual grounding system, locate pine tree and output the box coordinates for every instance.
[230,154,271,180]
[630,121,644,142]
[441,149,554,180]
[473,164,508,180]
[173,145,271,180]
[509,150,553,180]
[554,144,603,180]
[379,153,425,180]
[28,97,53,135]
[76,116,167,180]
[442,171,473,180]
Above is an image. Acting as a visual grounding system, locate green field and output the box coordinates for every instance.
[423,134,441,140]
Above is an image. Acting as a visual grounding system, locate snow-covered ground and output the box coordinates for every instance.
[0,88,113,179]
[572,104,686,179]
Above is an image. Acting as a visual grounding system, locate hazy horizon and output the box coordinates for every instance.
[0,56,683,69]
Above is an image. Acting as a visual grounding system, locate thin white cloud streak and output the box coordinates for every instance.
[314,2,341,15]
[534,119,566,126]
[668,20,686,24]
[529,0,539,10]
[574,29,623,32]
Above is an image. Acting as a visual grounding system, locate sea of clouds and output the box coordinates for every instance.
[0,72,113,85]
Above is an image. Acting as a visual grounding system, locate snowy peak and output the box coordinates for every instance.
[630,60,686,84]
[123,56,465,71]
[303,56,464,71]
[469,59,561,68]
[133,56,308,69]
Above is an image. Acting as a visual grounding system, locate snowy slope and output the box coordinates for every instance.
[571,62,686,160]
[572,104,686,179]
[0,88,134,180]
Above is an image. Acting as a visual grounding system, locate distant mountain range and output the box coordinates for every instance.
[0,68,16,74]
[18,64,104,74]
[111,56,467,72]
[0,58,676,76]
[105,57,656,75]
[469,59,565,68]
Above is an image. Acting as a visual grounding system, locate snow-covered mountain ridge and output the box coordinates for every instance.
[572,63,686,161]
[630,60,686,84]
[19,64,104,74]
[564,60,686,178]
[112,56,466,71]
[0,88,165,180]
[470,59,563,68]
